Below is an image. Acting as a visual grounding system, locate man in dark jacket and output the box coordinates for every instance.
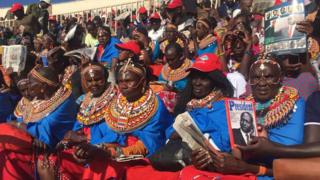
[10,3,41,36]
[26,0,51,34]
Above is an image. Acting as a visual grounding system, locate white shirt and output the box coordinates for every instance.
[148,26,164,42]
[227,71,247,98]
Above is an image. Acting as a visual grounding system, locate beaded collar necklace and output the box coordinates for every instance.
[61,65,77,87]
[161,59,192,82]
[105,88,158,133]
[247,86,299,129]
[186,90,223,111]
[77,85,117,126]
[23,87,72,123]
[14,97,30,119]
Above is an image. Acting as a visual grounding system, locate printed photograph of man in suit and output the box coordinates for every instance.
[232,112,255,146]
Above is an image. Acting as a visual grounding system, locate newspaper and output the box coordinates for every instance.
[2,45,27,72]
[225,99,258,148]
[114,154,144,162]
[264,0,307,55]
[173,112,220,152]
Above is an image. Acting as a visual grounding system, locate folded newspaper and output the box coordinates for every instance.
[1,45,27,73]
[173,112,220,152]
[64,47,97,60]
[114,154,144,162]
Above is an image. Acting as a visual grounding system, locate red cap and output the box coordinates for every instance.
[138,7,147,14]
[49,15,56,21]
[167,0,183,9]
[149,12,161,20]
[274,0,282,5]
[10,3,23,13]
[187,54,222,72]
[116,40,141,56]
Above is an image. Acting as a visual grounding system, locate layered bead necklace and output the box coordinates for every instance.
[23,87,72,123]
[14,97,30,119]
[105,88,158,133]
[77,85,117,126]
[161,59,192,82]
[247,86,299,129]
[186,90,224,111]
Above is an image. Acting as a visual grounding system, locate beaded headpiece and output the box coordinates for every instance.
[81,63,104,78]
[17,78,29,87]
[119,59,146,78]
[30,68,58,87]
[250,54,281,72]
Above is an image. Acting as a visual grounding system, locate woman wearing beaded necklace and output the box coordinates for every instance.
[0,66,78,179]
[126,53,235,180]
[182,59,304,179]
[159,42,193,92]
[36,62,118,179]
[66,60,173,179]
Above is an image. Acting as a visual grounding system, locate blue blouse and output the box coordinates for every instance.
[167,100,231,153]
[259,98,305,180]
[197,42,217,56]
[99,37,121,66]
[0,92,21,123]
[27,95,78,149]
[158,73,188,92]
[86,96,174,156]
[268,98,305,145]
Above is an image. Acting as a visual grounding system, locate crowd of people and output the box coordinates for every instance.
[0,0,320,179]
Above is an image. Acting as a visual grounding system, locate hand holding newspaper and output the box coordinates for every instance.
[173,112,220,154]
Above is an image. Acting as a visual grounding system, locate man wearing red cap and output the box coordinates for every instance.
[10,3,41,36]
[166,0,194,38]
[134,6,149,28]
[148,12,164,42]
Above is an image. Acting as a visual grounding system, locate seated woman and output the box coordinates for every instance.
[237,90,320,179]
[125,53,235,180]
[183,59,304,179]
[159,42,193,92]
[38,62,118,179]
[68,60,173,179]
[0,66,78,179]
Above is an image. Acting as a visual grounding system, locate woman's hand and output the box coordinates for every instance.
[33,139,48,152]
[237,137,278,161]
[37,154,55,180]
[73,142,109,163]
[191,148,215,171]
[64,130,87,146]
[296,21,314,35]
[212,152,257,175]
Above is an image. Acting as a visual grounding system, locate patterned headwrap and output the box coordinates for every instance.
[30,68,58,87]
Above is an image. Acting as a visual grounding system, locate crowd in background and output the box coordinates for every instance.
[0,0,319,179]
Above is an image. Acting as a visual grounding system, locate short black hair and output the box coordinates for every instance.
[98,26,111,35]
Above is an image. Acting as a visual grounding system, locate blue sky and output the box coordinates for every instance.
[0,0,76,8]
